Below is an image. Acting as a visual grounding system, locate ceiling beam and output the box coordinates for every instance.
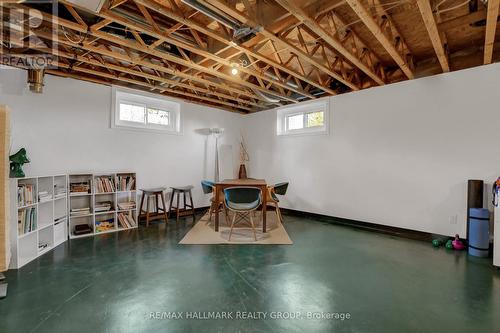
[273,0,385,85]
[4,31,257,112]
[345,0,414,79]
[484,0,500,64]
[6,3,266,105]
[3,51,249,112]
[438,9,486,32]
[133,0,336,96]
[416,0,450,72]
[2,10,262,112]
[203,0,360,91]
[53,50,255,111]
[96,9,301,103]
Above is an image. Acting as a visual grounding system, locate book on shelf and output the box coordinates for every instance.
[54,216,66,224]
[38,242,49,251]
[54,186,67,199]
[117,212,136,228]
[95,218,115,232]
[94,201,113,212]
[17,184,35,206]
[70,182,91,194]
[73,224,92,235]
[70,207,91,216]
[95,177,115,193]
[118,201,136,210]
[18,207,36,235]
[115,175,135,191]
[38,191,52,203]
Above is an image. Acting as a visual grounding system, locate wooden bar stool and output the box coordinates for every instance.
[138,188,168,227]
[168,185,195,223]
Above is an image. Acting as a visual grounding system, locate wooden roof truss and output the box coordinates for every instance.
[1,0,499,112]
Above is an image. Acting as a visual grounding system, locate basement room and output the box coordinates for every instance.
[1,0,500,332]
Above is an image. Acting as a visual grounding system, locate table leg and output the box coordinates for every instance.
[262,185,267,233]
[214,186,220,232]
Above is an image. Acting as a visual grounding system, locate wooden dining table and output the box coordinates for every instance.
[213,178,268,233]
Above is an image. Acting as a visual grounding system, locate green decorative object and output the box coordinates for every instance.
[432,239,442,247]
[9,148,30,178]
[445,239,453,250]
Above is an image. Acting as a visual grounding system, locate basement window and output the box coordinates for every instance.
[277,99,329,136]
[112,88,181,134]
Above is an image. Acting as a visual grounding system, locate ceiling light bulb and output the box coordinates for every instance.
[231,67,239,75]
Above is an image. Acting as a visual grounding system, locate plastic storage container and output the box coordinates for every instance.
[468,208,490,257]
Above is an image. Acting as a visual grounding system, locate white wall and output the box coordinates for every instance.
[243,63,500,236]
[0,68,243,207]
[3,63,500,236]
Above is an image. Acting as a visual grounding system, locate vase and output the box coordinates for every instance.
[238,164,247,179]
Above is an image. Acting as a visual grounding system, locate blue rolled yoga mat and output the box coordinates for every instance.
[468,208,490,257]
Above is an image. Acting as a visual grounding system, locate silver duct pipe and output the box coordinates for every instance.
[181,0,258,41]
[27,69,44,93]
[181,0,240,30]
[263,72,300,90]
[251,89,281,104]
[112,8,197,47]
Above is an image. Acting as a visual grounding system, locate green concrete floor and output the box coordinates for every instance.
[1,213,500,333]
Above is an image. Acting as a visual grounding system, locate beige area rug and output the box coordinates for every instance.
[179,210,293,245]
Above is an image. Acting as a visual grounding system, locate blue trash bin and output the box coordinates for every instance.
[468,208,490,257]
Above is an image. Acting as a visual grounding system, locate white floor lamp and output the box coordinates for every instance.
[210,128,224,182]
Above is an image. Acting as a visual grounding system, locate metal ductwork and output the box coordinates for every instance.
[263,72,300,90]
[27,69,44,93]
[64,0,106,13]
[251,89,281,104]
[181,0,240,30]
[181,0,258,42]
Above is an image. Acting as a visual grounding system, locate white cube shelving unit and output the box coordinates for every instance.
[9,175,68,269]
[68,172,137,239]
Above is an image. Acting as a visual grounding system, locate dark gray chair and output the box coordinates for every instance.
[267,182,289,225]
[224,187,262,241]
[201,180,228,224]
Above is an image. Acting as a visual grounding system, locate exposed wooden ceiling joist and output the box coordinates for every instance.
[203,0,362,91]
[416,0,450,72]
[5,3,264,112]
[98,9,301,103]
[273,0,385,85]
[344,0,414,79]
[1,0,499,112]
[133,0,337,96]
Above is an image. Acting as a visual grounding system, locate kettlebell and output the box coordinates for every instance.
[432,239,442,247]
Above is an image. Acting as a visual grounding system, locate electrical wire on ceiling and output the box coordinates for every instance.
[318,0,411,32]
[434,0,472,15]
[61,26,87,44]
